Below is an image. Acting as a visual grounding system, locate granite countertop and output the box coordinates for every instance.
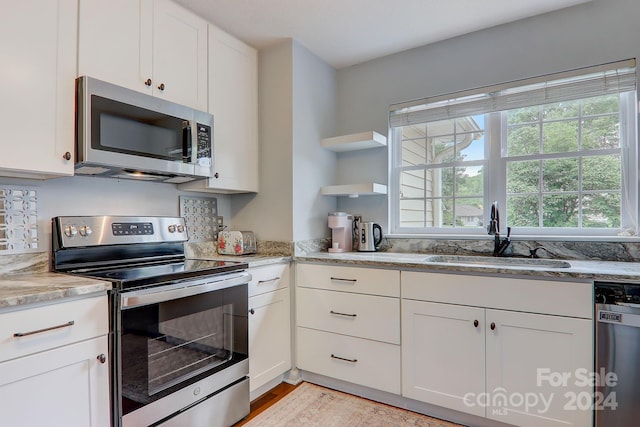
[296,251,640,282]
[0,272,112,310]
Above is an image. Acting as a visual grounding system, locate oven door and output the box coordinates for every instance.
[114,272,249,427]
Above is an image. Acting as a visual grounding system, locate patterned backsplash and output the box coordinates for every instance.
[0,188,38,252]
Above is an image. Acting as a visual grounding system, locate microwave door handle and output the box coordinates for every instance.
[182,121,192,163]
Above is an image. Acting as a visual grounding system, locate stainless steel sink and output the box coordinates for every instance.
[423,255,571,269]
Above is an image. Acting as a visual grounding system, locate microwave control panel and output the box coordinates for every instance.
[196,124,212,160]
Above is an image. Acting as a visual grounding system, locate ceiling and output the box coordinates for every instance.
[176,0,591,69]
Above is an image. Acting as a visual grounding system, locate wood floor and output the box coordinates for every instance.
[233,382,299,426]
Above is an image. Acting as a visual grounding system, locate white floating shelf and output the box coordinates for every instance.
[320,183,387,197]
[321,131,387,152]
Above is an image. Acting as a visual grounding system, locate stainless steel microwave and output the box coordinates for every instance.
[75,76,213,183]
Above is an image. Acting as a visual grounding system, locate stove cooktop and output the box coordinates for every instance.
[71,259,248,291]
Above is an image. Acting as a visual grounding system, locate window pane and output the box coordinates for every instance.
[430,134,455,164]
[439,167,455,197]
[582,94,619,115]
[582,193,621,228]
[543,100,578,120]
[582,155,621,191]
[455,198,484,228]
[542,195,579,227]
[438,198,454,227]
[457,165,484,197]
[400,169,424,198]
[507,160,539,194]
[507,124,539,156]
[582,115,620,150]
[507,106,539,125]
[399,199,425,228]
[458,134,485,162]
[542,158,579,192]
[543,120,579,153]
[401,125,427,166]
[507,195,539,227]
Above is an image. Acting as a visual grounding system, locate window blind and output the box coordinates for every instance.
[389,59,636,127]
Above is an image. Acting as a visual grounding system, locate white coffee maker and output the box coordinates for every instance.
[327,212,353,252]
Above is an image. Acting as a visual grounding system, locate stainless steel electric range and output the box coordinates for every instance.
[52,216,250,427]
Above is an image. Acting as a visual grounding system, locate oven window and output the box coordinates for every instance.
[119,284,247,414]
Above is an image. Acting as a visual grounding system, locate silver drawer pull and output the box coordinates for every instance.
[331,354,358,363]
[330,277,357,283]
[330,310,357,318]
[13,320,75,337]
[257,277,280,285]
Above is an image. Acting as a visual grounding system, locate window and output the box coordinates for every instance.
[390,60,637,237]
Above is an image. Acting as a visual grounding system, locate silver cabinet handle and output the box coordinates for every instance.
[257,277,280,285]
[330,310,357,318]
[330,277,357,283]
[331,354,358,363]
[13,320,74,337]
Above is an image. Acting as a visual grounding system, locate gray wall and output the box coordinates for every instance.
[229,39,338,242]
[292,40,337,241]
[334,0,640,232]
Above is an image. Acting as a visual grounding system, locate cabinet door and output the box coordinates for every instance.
[78,0,153,95]
[485,309,593,427]
[0,336,110,427]
[402,299,486,417]
[152,0,207,110]
[0,0,76,178]
[208,24,258,192]
[248,288,291,393]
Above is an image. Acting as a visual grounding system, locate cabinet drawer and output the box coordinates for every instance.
[297,327,400,394]
[248,263,290,297]
[402,271,592,318]
[297,263,399,297]
[297,287,399,344]
[0,295,108,363]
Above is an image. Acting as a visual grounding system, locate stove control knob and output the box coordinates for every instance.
[79,226,93,237]
[64,225,78,237]
[177,225,185,233]
[168,224,177,233]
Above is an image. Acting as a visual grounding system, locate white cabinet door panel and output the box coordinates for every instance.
[401,299,486,417]
[485,309,593,427]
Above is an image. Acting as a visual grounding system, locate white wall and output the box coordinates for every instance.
[334,0,640,232]
[291,40,338,241]
[0,175,231,253]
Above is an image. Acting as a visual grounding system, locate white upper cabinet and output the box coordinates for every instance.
[0,0,77,178]
[78,0,207,110]
[180,24,258,194]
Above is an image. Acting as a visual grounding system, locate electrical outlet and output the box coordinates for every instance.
[217,216,225,231]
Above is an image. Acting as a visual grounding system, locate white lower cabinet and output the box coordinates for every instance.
[296,263,401,394]
[248,263,291,394]
[402,271,593,427]
[0,295,110,427]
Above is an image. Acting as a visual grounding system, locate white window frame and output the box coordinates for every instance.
[389,60,638,239]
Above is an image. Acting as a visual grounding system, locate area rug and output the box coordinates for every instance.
[244,382,465,427]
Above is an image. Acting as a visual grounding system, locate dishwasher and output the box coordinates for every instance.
[594,281,640,427]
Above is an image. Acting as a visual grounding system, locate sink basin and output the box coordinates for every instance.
[424,255,571,269]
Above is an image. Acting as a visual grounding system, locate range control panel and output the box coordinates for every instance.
[54,216,188,248]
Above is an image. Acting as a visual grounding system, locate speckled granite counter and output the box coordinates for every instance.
[296,251,640,282]
[0,273,111,310]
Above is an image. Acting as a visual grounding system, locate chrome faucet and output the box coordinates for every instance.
[487,201,511,256]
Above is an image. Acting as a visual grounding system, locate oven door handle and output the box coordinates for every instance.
[120,272,250,309]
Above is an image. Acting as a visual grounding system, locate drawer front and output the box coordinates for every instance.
[0,295,108,363]
[297,287,399,344]
[402,271,592,319]
[297,263,399,297]
[248,263,290,297]
[297,327,400,394]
